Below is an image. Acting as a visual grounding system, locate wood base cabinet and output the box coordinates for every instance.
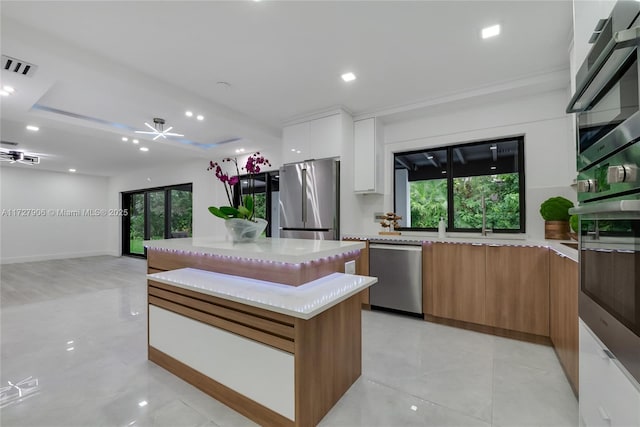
[430,243,486,324]
[550,251,579,394]
[485,245,550,336]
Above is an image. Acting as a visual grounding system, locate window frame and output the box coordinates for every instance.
[394,136,526,234]
[121,182,193,258]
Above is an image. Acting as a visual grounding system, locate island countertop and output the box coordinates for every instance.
[144,237,365,264]
[148,268,377,319]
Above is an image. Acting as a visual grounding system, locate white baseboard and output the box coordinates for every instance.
[0,250,117,264]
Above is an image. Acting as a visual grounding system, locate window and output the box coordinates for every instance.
[394,136,525,233]
[122,183,193,257]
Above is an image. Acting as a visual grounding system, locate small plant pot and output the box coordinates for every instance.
[545,220,570,240]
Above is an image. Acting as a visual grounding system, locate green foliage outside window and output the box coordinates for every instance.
[453,173,520,229]
[409,179,447,228]
[409,173,520,230]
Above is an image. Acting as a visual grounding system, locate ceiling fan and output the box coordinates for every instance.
[135,117,184,141]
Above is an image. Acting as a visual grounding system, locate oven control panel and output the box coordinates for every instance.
[578,142,640,202]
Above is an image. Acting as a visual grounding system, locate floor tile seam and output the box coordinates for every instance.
[361,375,493,425]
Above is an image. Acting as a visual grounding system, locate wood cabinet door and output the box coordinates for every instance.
[550,251,579,393]
[486,246,550,336]
[431,243,486,324]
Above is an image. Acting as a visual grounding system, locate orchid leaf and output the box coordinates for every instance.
[238,205,251,218]
[220,206,241,217]
[208,206,229,219]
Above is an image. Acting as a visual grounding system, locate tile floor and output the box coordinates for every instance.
[0,256,578,427]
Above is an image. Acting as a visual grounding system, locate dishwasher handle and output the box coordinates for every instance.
[369,243,422,251]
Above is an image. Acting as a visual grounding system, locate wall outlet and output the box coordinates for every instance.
[345,260,356,275]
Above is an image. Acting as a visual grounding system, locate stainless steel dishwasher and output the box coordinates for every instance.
[368,241,423,315]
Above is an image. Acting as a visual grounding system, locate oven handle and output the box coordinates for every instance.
[566,26,640,113]
[569,200,640,215]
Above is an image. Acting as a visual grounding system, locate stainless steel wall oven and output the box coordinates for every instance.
[567,1,640,384]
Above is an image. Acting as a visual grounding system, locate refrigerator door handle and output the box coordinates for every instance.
[301,167,307,224]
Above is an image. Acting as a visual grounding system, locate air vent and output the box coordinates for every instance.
[1,55,38,77]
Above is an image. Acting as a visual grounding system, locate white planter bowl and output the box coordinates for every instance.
[224,218,268,243]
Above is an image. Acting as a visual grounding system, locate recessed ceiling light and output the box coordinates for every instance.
[341,72,356,82]
[482,24,500,39]
[140,147,149,152]
[132,139,139,144]
[122,137,129,142]
[185,111,193,117]
[235,148,245,154]
[68,168,76,173]
[0,90,9,96]
[26,125,39,131]
[296,150,301,154]
[138,400,148,407]
[196,115,204,121]
[291,148,296,152]
[3,85,15,93]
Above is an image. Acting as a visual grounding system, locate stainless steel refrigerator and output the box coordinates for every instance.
[279,158,339,240]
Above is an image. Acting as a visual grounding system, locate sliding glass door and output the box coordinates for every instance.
[122,183,192,257]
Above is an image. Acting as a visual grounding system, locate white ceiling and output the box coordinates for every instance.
[0,0,572,177]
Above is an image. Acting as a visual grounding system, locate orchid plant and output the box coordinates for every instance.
[207,152,271,221]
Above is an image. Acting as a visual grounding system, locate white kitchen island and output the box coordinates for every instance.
[144,238,374,427]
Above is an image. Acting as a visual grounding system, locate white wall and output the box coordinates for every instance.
[341,88,577,240]
[0,167,110,263]
[107,149,282,255]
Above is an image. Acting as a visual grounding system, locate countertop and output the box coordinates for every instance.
[346,234,579,262]
[144,237,365,264]
[147,268,377,319]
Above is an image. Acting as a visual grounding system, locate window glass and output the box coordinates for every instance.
[394,137,524,233]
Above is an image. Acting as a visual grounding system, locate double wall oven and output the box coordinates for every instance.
[567,1,640,384]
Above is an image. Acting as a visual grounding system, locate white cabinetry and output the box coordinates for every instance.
[282,113,345,164]
[579,320,640,427]
[353,117,383,194]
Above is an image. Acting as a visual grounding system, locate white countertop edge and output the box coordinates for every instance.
[144,238,366,264]
[147,268,377,320]
[345,234,579,262]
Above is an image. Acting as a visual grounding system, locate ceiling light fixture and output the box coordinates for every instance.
[140,147,149,152]
[122,137,128,142]
[0,149,40,165]
[235,148,245,154]
[135,118,183,141]
[185,111,193,117]
[68,168,76,173]
[482,24,501,39]
[0,90,9,96]
[132,139,139,144]
[196,115,204,121]
[341,72,356,82]
[3,85,15,93]
[26,125,39,132]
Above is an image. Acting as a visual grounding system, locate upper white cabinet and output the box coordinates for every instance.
[282,113,345,164]
[353,117,383,194]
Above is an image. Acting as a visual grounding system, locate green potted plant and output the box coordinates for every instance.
[569,214,579,240]
[539,196,574,240]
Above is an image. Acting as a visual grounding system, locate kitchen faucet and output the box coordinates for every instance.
[481,194,492,236]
